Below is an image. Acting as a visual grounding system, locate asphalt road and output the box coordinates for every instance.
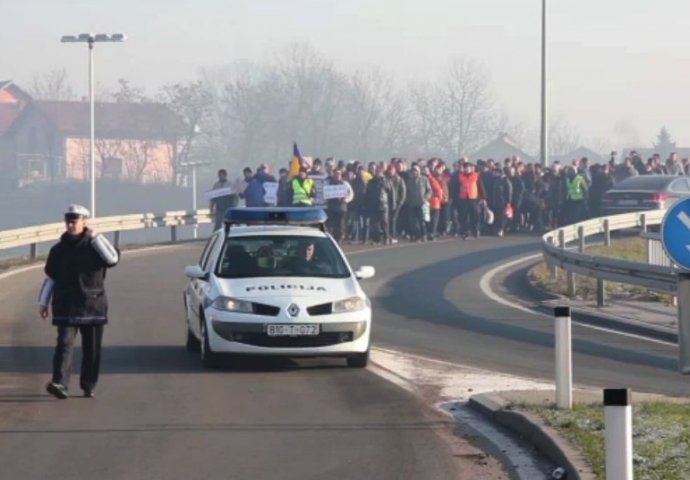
[2,233,688,479]
[0,244,468,480]
[355,236,689,396]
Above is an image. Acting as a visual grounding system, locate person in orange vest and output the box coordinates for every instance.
[456,162,486,239]
[428,166,447,240]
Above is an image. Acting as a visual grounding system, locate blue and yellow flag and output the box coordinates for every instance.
[289,142,303,178]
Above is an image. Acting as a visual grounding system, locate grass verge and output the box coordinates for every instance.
[515,400,690,479]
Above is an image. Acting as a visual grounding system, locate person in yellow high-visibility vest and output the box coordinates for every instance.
[562,167,588,225]
[291,167,315,206]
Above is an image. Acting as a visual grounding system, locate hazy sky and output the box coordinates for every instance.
[4,0,690,151]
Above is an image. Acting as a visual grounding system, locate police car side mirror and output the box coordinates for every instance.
[354,266,375,280]
[185,265,208,280]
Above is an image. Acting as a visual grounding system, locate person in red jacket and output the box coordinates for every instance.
[456,162,486,239]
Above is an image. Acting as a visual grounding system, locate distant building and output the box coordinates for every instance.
[470,133,535,163]
[0,80,184,188]
[551,146,607,166]
[0,81,33,187]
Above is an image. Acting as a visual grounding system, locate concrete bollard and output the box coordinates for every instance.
[554,306,573,409]
[604,388,633,480]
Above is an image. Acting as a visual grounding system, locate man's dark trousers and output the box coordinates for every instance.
[52,325,104,392]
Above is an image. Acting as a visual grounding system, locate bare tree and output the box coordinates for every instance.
[439,59,495,158]
[108,78,148,103]
[274,43,346,155]
[549,117,581,157]
[27,68,75,100]
[408,59,496,159]
[156,81,212,183]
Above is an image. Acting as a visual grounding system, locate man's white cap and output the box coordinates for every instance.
[65,204,90,218]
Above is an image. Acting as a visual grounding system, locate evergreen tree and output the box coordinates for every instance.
[654,126,675,158]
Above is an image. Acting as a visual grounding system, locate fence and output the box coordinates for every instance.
[0,209,212,259]
[541,210,676,307]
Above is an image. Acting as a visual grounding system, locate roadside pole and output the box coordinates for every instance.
[678,273,690,373]
[554,306,572,409]
[660,199,690,374]
[604,388,633,480]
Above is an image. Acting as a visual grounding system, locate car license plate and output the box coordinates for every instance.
[267,324,320,337]
[618,199,638,206]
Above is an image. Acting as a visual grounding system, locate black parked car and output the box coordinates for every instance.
[600,175,690,216]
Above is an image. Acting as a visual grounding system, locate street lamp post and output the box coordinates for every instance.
[540,0,548,167]
[61,33,126,218]
[180,161,211,239]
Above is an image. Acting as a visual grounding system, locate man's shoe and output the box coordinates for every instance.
[46,382,69,400]
[83,390,95,398]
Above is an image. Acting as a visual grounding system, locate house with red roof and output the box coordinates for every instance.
[0,81,184,188]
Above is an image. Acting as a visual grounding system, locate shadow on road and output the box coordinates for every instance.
[0,345,351,374]
[0,420,451,435]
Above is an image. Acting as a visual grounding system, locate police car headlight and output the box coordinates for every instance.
[212,297,253,313]
[332,296,367,313]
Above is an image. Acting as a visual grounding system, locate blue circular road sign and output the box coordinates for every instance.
[661,198,690,270]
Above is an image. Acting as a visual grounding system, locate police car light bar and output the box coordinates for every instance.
[223,207,328,227]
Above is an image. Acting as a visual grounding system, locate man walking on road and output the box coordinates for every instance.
[38,205,119,399]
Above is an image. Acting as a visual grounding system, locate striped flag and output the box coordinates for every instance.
[289,142,303,178]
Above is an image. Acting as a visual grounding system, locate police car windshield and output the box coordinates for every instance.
[216,235,350,279]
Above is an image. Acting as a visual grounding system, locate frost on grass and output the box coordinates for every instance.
[520,401,690,479]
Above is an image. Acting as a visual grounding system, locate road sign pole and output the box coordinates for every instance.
[678,273,690,373]
[661,199,690,374]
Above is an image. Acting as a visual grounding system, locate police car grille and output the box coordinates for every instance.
[251,303,280,316]
[236,332,352,348]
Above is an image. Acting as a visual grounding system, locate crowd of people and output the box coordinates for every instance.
[208,150,689,245]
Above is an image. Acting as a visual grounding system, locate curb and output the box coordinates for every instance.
[468,393,596,480]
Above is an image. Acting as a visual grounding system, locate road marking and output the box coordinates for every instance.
[478,254,677,347]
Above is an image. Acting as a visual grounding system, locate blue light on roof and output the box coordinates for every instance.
[224,207,327,226]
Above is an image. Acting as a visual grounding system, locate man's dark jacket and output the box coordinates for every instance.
[45,228,118,326]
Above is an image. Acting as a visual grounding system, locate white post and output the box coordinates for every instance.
[604,388,633,480]
[192,165,198,239]
[554,306,572,409]
[89,39,96,218]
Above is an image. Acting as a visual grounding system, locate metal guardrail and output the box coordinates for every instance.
[541,209,677,303]
[0,209,212,258]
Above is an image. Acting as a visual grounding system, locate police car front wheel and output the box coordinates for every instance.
[201,319,219,369]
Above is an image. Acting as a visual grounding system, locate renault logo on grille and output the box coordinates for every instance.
[287,304,300,317]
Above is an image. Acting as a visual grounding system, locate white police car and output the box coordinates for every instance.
[183,208,375,368]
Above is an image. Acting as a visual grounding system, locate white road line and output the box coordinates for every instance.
[0,264,43,281]
[479,253,545,316]
[478,254,677,347]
